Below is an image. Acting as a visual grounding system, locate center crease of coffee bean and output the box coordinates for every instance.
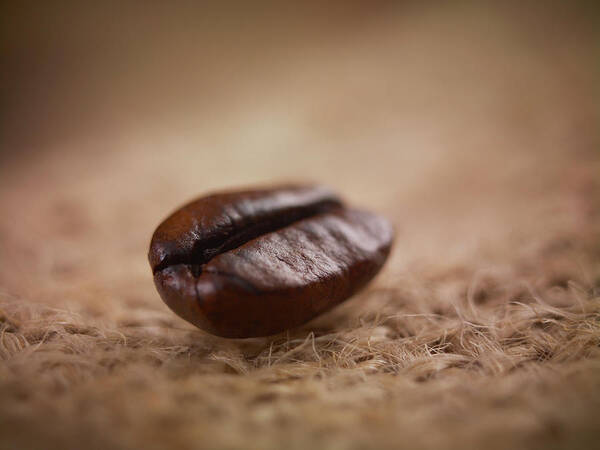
[152,200,342,277]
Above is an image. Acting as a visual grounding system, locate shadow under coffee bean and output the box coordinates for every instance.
[149,185,393,338]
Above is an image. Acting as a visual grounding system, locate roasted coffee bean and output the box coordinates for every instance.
[149,185,393,338]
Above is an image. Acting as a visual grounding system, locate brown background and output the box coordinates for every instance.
[1,2,599,449]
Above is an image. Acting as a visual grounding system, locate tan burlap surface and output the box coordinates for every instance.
[1,3,599,449]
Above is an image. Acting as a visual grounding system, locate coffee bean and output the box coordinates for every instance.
[149,185,393,338]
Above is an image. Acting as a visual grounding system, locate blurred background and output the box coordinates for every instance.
[0,1,598,308]
[3,2,597,158]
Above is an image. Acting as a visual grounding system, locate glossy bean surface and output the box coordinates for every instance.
[149,185,393,338]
